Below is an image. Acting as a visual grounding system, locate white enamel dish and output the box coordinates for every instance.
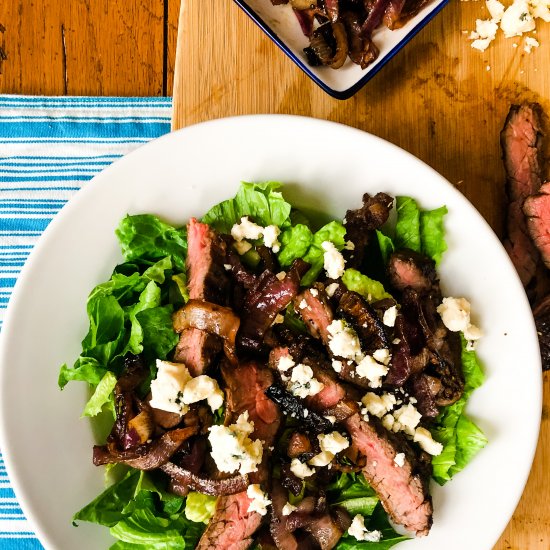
[0,115,541,550]
[234,0,450,99]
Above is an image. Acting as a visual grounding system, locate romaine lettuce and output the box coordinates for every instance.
[341,269,392,302]
[431,336,487,484]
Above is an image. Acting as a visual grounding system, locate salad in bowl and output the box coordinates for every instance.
[59,181,486,549]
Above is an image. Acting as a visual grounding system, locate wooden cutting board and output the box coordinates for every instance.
[172,1,550,548]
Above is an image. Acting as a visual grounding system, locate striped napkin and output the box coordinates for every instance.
[0,95,172,549]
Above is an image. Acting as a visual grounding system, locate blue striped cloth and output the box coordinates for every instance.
[0,95,172,549]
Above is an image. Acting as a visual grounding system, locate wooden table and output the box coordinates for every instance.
[1,1,549,548]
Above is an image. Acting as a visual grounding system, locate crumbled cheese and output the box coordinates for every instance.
[308,432,349,467]
[382,414,396,431]
[325,282,339,297]
[393,404,422,435]
[149,360,192,415]
[344,240,356,251]
[382,305,397,327]
[332,359,343,373]
[287,364,324,398]
[524,35,540,50]
[181,375,224,412]
[437,297,471,331]
[224,263,232,271]
[531,0,550,21]
[324,415,337,424]
[348,514,382,542]
[437,297,482,342]
[247,484,271,516]
[277,355,295,372]
[230,217,280,252]
[310,288,319,297]
[282,502,297,516]
[321,241,346,280]
[299,299,308,309]
[501,0,536,36]
[234,240,252,255]
[414,427,444,456]
[208,411,263,475]
[276,271,286,281]
[394,453,406,467]
[327,320,362,361]
[392,338,401,345]
[488,0,506,19]
[290,458,315,478]
[308,450,335,467]
[355,355,388,388]
[361,392,396,418]
[272,313,285,325]
[373,348,391,365]
[470,0,545,52]
[262,225,281,252]
[231,216,263,241]
[319,432,350,455]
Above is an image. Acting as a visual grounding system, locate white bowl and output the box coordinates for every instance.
[234,0,450,99]
[0,115,541,549]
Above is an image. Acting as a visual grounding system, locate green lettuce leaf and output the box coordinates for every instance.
[202,181,292,234]
[419,206,448,266]
[59,257,177,391]
[116,215,187,272]
[342,269,392,302]
[75,471,205,549]
[82,371,118,418]
[376,230,394,265]
[327,473,379,517]
[58,356,107,389]
[125,281,162,355]
[278,220,346,285]
[431,336,487,484]
[382,197,448,267]
[394,196,421,252]
[184,492,217,524]
[278,224,314,267]
[301,221,347,286]
[137,305,179,360]
[335,504,409,549]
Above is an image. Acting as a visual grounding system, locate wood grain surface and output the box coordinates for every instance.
[0,0,181,96]
[172,1,550,549]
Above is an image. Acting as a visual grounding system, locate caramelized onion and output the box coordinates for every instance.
[161,461,249,496]
[173,299,240,364]
[93,426,198,470]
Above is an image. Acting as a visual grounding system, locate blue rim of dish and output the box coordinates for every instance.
[233,0,450,100]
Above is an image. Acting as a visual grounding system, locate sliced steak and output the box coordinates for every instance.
[238,259,309,352]
[222,361,281,448]
[345,413,433,536]
[387,249,438,295]
[175,218,231,375]
[295,284,334,341]
[187,217,231,304]
[173,328,222,377]
[197,362,281,550]
[501,103,544,287]
[196,491,263,550]
[268,345,358,422]
[399,289,464,412]
[343,192,394,267]
[293,288,381,390]
[501,103,544,202]
[524,181,550,269]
